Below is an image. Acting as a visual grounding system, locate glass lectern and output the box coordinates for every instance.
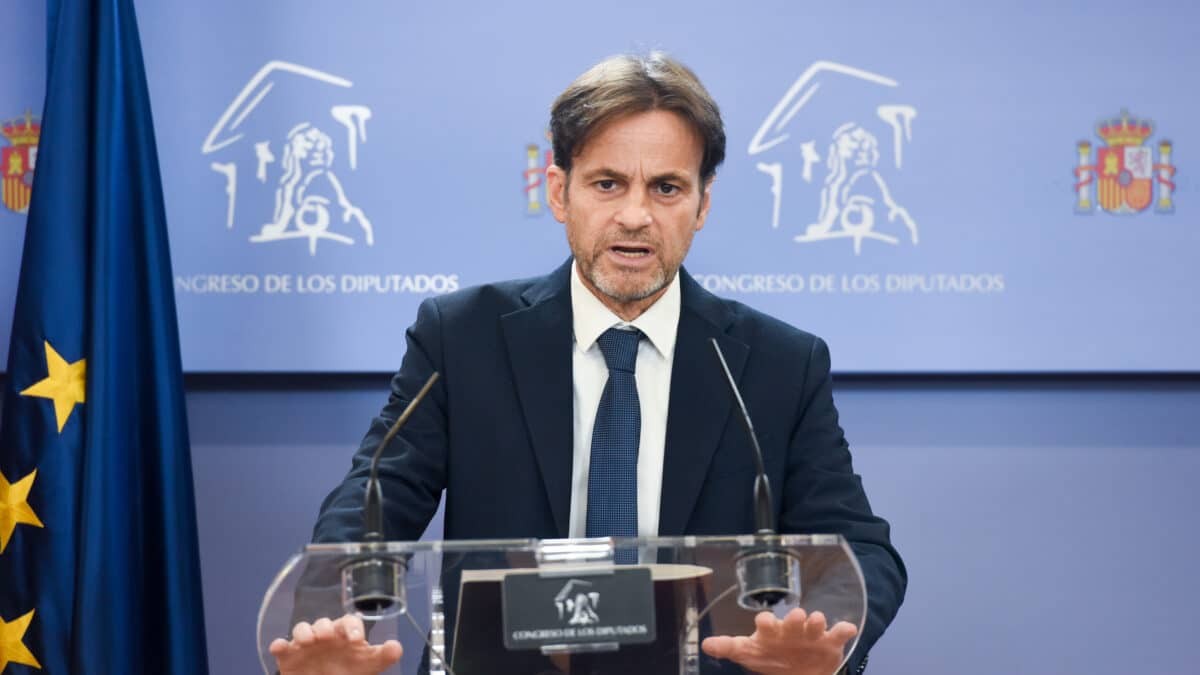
[258,535,865,675]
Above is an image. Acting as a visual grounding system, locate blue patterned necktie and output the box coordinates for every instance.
[586,327,642,564]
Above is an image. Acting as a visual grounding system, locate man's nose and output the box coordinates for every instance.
[613,185,653,229]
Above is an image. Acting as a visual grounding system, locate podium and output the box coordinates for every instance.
[258,535,866,674]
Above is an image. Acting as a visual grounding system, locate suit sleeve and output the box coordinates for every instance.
[311,296,450,543]
[782,336,906,674]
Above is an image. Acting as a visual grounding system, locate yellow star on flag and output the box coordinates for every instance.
[0,609,41,671]
[20,341,86,433]
[0,469,44,554]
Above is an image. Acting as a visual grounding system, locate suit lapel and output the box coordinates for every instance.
[658,271,748,536]
[500,261,574,537]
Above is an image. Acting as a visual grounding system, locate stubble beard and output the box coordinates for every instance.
[583,251,668,304]
[568,224,672,305]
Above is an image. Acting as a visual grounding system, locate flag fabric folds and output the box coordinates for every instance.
[0,0,209,673]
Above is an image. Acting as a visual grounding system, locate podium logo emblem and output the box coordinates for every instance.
[2,110,39,215]
[1073,111,1176,214]
[554,579,600,626]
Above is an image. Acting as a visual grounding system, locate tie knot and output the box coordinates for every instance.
[596,327,641,373]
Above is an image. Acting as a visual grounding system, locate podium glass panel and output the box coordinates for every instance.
[258,535,866,675]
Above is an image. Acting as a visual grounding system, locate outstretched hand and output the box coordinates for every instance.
[701,608,857,675]
[270,614,402,675]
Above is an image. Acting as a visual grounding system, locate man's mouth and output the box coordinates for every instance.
[609,244,653,258]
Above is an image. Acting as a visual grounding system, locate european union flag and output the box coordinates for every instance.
[0,1,209,672]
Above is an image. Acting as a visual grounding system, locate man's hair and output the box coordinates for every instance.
[550,52,726,184]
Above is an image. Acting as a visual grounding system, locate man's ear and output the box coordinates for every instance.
[695,176,714,232]
[546,165,568,223]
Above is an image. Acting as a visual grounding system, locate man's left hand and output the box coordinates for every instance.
[701,608,858,675]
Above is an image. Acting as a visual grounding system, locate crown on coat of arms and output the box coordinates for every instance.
[2,110,41,147]
[1096,111,1153,147]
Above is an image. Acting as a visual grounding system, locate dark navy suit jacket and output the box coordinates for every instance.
[313,260,906,673]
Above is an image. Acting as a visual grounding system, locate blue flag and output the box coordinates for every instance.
[0,1,209,672]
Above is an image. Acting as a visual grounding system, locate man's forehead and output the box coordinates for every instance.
[570,111,704,179]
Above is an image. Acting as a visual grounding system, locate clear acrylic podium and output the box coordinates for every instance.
[258,535,866,674]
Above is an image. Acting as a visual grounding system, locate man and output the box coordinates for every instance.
[271,53,905,675]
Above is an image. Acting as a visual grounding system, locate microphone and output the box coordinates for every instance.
[709,339,800,610]
[709,339,775,536]
[343,370,440,618]
[363,371,441,541]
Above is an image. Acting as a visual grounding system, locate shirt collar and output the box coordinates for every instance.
[570,260,680,359]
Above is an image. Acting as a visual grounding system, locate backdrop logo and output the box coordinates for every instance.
[2,110,39,215]
[523,131,553,216]
[202,61,374,255]
[1074,111,1175,215]
[749,62,919,255]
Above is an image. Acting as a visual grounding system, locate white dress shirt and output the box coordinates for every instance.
[568,261,680,539]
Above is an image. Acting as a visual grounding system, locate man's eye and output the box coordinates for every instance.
[596,179,617,191]
[657,183,679,195]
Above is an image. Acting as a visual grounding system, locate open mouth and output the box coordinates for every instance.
[609,244,653,258]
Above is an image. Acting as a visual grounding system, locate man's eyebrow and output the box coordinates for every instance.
[578,168,695,187]
[649,171,694,187]
[579,168,629,182]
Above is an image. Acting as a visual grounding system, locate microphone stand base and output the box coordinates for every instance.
[735,547,802,611]
[341,553,408,620]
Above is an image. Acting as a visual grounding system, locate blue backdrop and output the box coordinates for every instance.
[2,0,1197,372]
[1,6,1198,675]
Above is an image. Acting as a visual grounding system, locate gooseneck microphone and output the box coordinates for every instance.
[344,370,440,618]
[709,339,801,610]
[709,339,776,536]
[363,371,441,542]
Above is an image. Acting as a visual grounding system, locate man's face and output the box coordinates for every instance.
[547,110,712,320]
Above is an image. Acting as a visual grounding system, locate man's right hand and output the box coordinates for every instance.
[270,614,403,675]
